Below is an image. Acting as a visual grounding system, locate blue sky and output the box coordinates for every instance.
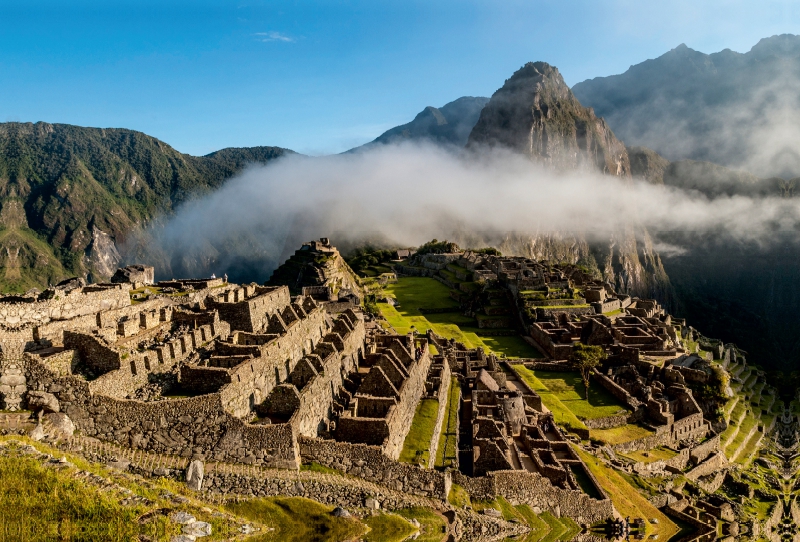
[2,0,800,155]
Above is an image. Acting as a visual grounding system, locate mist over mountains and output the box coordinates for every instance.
[573,34,800,179]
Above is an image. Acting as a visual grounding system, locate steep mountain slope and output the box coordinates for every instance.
[573,34,800,178]
[0,122,291,291]
[354,96,489,150]
[468,62,630,177]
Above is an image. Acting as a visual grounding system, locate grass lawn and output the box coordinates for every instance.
[590,424,655,446]
[435,377,460,469]
[384,277,459,310]
[532,371,630,420]
[575,447,678,540]
[399,399,441,465]
[511,365,587,431]
[381,277,541,359]
[621,446,678,464]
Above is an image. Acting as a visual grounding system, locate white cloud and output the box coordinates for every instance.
[254,31,295,43]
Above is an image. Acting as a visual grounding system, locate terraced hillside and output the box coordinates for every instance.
[717,356,781,466]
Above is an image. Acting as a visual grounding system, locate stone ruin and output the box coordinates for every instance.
[0,267,365,469]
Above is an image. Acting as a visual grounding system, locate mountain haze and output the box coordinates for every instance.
[573,34,800,179]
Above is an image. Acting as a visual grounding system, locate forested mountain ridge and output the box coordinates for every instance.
[0,122,292,291]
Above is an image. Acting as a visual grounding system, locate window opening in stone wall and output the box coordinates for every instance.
[144,357,151,371]
[130,360,137,376]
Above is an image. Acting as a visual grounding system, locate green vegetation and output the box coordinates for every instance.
[394,507,447,542]
[524,369,629,420]
[346,247,398,277]
[590,424,654,445]
[399,399,440,465]
[447,483,472,508]
[363,512,417,542]
[380,277,541,359]
[0,447,146,540]
[416,239,461,255]
[569,343,606,399]
[435,377,460,469]
[620,446,678,464]
[0,123,290,291]
[300,462,342,475]
[511,365,587,431]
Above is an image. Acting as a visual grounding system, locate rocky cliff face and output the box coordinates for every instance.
[475,231,672,303]
[468,62,630,177]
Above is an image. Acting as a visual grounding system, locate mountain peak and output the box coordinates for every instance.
[467,62,630,176]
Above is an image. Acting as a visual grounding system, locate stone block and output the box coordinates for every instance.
[186,460,204,491]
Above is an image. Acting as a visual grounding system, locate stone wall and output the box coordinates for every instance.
[24,357,301,468]
[0,283,131,328]
[299,437,451,500]
[382,345,433,459]
[288,314,365,437]
[689,435,720,465]
[207,286,291,333]
[452,470,614,524]
[425,361,452,468]
[685,452,727,482]
[219,306,329,418]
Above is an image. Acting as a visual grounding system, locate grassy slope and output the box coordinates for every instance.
[532,370,630,420]
[575,447,678,540]
[512,365,587,431]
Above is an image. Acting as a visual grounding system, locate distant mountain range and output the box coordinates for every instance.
[573,34,800,179]
[354,96,489,150]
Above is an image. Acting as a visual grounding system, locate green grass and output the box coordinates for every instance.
[0,449,145,540]
[532,371,630,420]
[435,377,460,468]
[225,497,365,542]
[590,424,655,446]
[399,399,441,465]
[514,505,551,542]
[620,447,678,464]
[380,277,541,359]
[447,484,471,508]
[363,512,417,542]
[300,462,342,475]
[512,365,587,431]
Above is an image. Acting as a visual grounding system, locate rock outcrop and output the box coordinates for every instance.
[468,62,630,177]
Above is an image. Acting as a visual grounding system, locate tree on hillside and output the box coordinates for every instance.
[570,343,607,400]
